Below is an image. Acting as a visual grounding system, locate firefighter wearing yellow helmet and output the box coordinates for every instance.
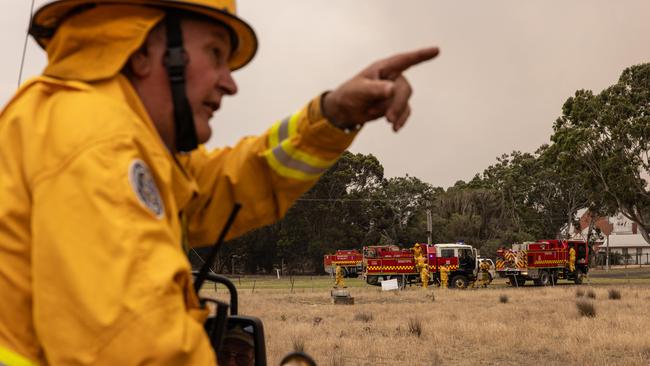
[477,260,491,288]
[0,0,438,364]
[412,243,423,260]
[439,263,450,289]
[334,265,346,288]
[569,245,577,273]
[417,255,429,289]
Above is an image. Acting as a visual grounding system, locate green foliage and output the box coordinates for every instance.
[551,63,650,243]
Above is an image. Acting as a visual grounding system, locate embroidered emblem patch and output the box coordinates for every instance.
[129,159,164,219]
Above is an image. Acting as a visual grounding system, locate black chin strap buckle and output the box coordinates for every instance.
[164,46,188,83]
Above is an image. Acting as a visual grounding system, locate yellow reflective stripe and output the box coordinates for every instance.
[265,149,320,181]
[280,140,337,168]
[268,119,282,149]
[268,112,300,150]
[265,110,338,180]
[0,347,38,366]
[287,112,299,139]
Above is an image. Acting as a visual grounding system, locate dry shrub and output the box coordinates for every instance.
[428,350,443,366]
[280,314,287,321]
[353,312,373,323]
[428,292,435,302]
[586,289,596,299]
[576,300,596,318]
[608,288,622,300]
[329,352,345,366]
[292,337,305,353]
[575,289,585,297]
[499,294,509,304]
[312,316,323,326]
[408,318,422,337]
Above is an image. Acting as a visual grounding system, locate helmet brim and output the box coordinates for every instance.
[30,0,258,71]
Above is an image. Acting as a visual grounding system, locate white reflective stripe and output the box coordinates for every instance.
[271,144,329,176]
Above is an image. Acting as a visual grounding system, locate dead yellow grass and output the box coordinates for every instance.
[205,284,650,365]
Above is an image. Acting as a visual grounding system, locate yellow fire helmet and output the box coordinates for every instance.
[414,243,420,247]
[29,0,258,71]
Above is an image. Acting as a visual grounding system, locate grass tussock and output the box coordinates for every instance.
[329,352,345,366]
[499,294,509,303]
[408,318,422,338]
[608,288,622,300]
[586,289,596,299]
[576,300,597,318]
[353,312,373,323]
[291,337,305,353]
[575,289,585,297]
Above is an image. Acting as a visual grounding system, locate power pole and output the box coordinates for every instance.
[426,208,432,245]
[606,216,610,271]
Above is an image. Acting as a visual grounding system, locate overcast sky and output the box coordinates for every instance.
[3,0,650,188]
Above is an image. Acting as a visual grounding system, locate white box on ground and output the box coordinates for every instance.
[381,278,399,291]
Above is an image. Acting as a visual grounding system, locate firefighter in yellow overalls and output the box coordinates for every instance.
[413,243,423,260]
[334,265,346,288]
[478,260,491,288]
[439,263,450,288]
[569,246,576,273]
[417,256,429,289]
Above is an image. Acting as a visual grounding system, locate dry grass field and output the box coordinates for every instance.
[203,276,650,366]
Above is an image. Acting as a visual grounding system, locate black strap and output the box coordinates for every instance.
[164,14,198,152]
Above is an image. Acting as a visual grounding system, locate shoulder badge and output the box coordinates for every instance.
[129,159,164,219]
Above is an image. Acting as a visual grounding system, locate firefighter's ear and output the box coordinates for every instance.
[127,45,154,78]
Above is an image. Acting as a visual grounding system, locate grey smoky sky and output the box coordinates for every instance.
[2,0,650,188]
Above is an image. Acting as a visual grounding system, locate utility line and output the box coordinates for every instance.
[18,0,36,89]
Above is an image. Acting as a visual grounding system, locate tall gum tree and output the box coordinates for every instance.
[551,63,650,243]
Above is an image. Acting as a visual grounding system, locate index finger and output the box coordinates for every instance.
[371,47,439,80]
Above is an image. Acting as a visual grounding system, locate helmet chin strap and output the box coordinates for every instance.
[164,13,199,153]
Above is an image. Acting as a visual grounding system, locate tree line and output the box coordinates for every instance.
[192,63,650,274]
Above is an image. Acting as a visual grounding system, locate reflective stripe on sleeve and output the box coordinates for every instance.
[265,112,337,180]
[0,347,38,366]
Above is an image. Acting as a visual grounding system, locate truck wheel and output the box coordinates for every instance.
[450,275,469,289]
[534,270,550,286]
[366,276,379,286]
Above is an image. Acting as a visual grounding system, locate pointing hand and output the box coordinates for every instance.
[322,47,439,132]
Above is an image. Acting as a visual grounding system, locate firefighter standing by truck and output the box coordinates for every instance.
[474,260,491,288]
[417,255,429,289]
[412,243,423,260]
[0,0,439,364]
[569,245,577,273]
[440,263,450,288]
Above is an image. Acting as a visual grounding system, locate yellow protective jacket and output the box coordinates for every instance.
[0,74,354,365]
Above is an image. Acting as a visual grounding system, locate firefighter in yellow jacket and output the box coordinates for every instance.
[417,256,429,289]
[569,246,577,272]
[334,265,346,288]
[439,263,450,289]
[412,243,423,260]
[0,1,438,364]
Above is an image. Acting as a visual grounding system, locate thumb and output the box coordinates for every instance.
[355,78,394,101]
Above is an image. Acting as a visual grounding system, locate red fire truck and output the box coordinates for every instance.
[495,239,590,286]
[362,243,479,289]
[323,249,363,278]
